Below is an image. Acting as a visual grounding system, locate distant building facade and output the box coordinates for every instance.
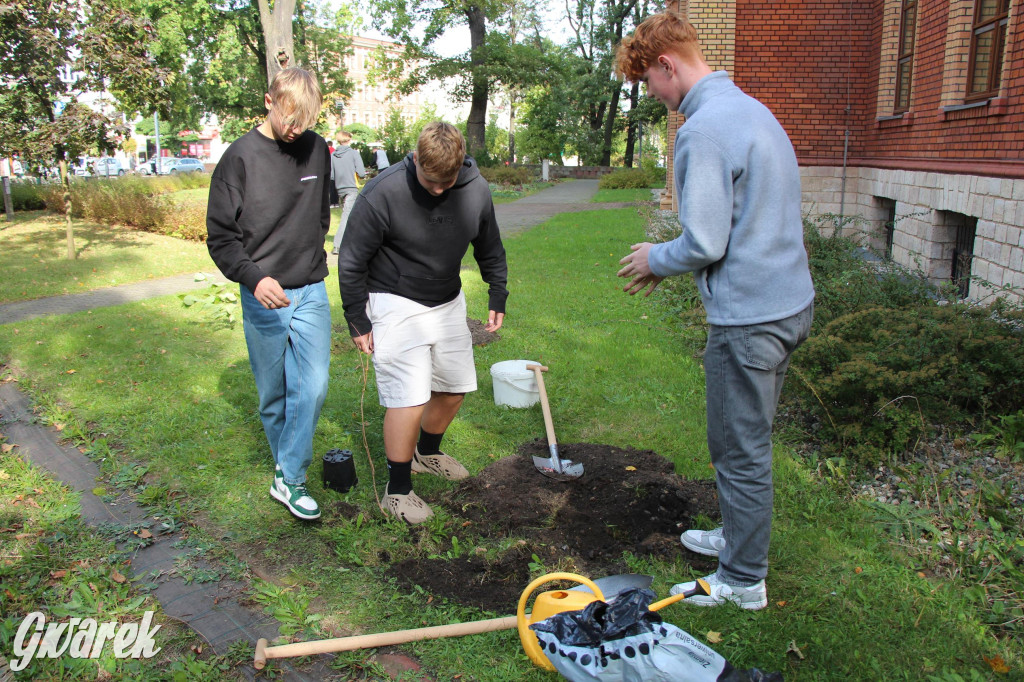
[662,0,1024,302]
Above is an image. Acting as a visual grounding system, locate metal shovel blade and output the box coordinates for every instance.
[532,450,585,482]
[568,573,654,601]
[528,364,584,481]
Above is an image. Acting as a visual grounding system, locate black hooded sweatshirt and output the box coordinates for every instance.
[206,128,331,292]
[338,153,508,338]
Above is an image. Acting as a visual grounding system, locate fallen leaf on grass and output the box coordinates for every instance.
[50,570,67,579]
[136,529,153,539]
[625,466,637,471]
[0,468,10,477]
[110,569,127,584]
[984,655,1010,674]
[706,631,723,644]
[66,369,77,374]
[1,444,15,453]
[776,600,787,607]
[786,640,805,660]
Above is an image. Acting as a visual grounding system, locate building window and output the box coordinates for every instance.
[895,0,917,112]
[879,198,897,258]
[951,214,978,298]
[967,0,1010,100]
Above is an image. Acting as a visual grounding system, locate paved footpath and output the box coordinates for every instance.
[0,178,640,679]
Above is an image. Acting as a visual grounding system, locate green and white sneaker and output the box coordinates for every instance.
[270,475,321,520]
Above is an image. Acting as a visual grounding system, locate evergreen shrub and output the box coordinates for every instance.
[598,168,651,189]
[480,166,532,186]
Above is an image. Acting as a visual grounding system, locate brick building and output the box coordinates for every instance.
[662,0,1024,301]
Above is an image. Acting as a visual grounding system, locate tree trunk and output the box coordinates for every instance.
[508,99,516,164]
[465,4,488,158]
[258,0,296,84]
[600,80,621,166]
[60,159,75,260]
[624,82,639,167]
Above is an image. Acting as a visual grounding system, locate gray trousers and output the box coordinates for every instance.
[332,187,360,250]
[705,302,813,586]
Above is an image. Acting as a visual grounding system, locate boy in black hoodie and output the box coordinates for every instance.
[206,68,332,522]
[338,122,508,524]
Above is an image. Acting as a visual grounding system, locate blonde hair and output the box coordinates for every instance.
[268,68,322,132]
[416,122,465,179]
[336,130,353,144]
[616,13,702,82]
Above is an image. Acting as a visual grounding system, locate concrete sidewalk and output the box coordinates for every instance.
[0,273,213,325]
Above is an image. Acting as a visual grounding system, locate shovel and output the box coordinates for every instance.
[253,572,651,669]
[526,364,584,481]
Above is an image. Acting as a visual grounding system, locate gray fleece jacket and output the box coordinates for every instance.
[330,145,365,190]
[649,71,814,326]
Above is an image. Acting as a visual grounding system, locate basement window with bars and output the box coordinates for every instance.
[894,0,917,113]
[951,214,978,299]
[967,0,1010,100]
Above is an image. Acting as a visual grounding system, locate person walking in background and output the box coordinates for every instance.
[372,144,390,171]
[338,122,508,524]
[615,12,815,610]
[330,130,366,255]
[206,67,333,522]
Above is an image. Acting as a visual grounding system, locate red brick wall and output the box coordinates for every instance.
[732,0,1024,178]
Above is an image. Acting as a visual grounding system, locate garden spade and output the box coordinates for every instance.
[526,364,584,481]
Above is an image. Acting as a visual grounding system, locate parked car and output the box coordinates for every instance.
[169,158,206,174]
[73,158,95,177]
[92,158,125,177]
[154,157,180,175]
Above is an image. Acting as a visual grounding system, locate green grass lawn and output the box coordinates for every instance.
[1,208,1019,680]
[0,212,214,304]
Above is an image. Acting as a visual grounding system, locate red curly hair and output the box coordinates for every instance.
[616,13,702,82]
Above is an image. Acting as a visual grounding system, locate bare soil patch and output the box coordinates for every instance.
[392,440,719,613]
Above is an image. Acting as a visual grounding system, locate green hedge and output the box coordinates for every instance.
[479,166,533,186]
[598,167,661,189]
[39,175,211,240]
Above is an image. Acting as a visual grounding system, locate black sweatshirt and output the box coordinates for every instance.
[338,153,508,337]
[206,128,331,292]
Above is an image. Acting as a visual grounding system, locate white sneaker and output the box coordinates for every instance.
[670,572,767,610]
[680,527,726,557]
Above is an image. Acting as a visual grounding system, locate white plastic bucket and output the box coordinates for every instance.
[490,359,541,408]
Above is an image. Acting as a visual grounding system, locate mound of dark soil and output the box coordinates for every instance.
[391,440,719,612]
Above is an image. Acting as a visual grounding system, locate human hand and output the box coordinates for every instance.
[352,332,374,354]
[485,311,504,333]
[617,242,664,297]
[253,277,291,309]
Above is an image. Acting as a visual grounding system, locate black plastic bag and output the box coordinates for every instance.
[530,588,784,682]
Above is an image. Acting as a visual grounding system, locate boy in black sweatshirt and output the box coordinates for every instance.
[206,68,332,521]
[338,122,508,524]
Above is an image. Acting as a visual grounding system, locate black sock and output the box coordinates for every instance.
[417,428,444,455]
[387,459,412,495]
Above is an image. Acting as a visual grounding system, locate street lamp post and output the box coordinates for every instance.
[334,99,345,127]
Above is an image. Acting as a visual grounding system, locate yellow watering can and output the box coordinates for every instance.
[516,572,711,671]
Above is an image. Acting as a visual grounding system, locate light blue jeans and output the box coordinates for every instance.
[705,302,813,586]
[240,281,331,485]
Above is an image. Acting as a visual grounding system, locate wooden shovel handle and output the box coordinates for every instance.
[526,365,556,447]
[254,616,517,668]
